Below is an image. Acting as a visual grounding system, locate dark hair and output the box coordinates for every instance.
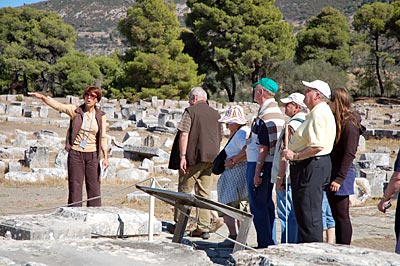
[83,86,102,102]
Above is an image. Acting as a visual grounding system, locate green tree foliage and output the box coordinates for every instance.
[353,2,394,96]
[117,0,203,100]
[185,0,297,102]
[295,6,351,69]
[269,60,348,96]
[91,53,121,97]
[0,7,76,94]
[51,51,101,96]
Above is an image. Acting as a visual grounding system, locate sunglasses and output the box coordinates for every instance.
[84,93,97,99]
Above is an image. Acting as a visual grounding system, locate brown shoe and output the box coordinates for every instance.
[190,229,210,239]
[209,218,224,233]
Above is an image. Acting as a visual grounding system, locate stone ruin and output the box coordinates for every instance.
[0,94,398,203]
[0,94,399,265]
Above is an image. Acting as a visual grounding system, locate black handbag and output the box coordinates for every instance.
[212,149,227,175]
[212,127,242,175]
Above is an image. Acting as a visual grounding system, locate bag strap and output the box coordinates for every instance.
[222,125,243,149]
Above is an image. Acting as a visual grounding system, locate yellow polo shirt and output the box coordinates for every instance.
[289,102,336,156]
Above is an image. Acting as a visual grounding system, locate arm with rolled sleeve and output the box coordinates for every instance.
[100,115,109,168]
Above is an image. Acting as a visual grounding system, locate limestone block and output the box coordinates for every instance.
[117,168,149,182]
[55,207,162,237]
[359,152,390,167]
[38,106,48,118]
[34,131,64,150]
[66,95,80,105]
[119,98,127,105]
[6,101,23,116]
[358,135,366,152]
[122,132,141,146]
[359,169,386,197]
[109,121,129,131]
[178,100,190,109]
[0,134,8,144]
[158,113,171,127]
[229,243,400,266]
[5,172,44,182]
[0,103,6,114]
[162,137,174,149]
[0,214,91,240]
[120,104,135,120]
[127,191,150,202]
[123,145,169,159]
[25,146,49,168]
[31,168,67,179]
[135,108,147,121]
[0,147,27,159]
[138,117,158,128]
[100,157,134,179]
[166,120,178,128]
[55,149,68,169]
[144,135,160,147]
[0,161,6,177]
[154,165,178,176]
[100,104,116,120]
[7,161,21,172]
[0,239,213,266]
[140,158,154,174]
[164,99,174,108]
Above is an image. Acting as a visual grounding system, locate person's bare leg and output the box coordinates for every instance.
[327,227,335,244]
[223,215,237,237]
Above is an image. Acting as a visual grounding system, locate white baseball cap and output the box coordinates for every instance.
[302,80,331,98]
[280,93,307,108]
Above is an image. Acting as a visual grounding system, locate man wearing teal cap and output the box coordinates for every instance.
[246,77,285,248]
[252,78,279,94]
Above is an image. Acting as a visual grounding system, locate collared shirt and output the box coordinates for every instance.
[289,102,335,156]
[178,111,191,133]
[45,97,107,152]
[246,98,285,162]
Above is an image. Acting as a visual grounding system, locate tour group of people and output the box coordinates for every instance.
[28,79,399,253]
[166,78,398,253]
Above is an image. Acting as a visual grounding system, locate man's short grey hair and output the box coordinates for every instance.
[190,87,207,100]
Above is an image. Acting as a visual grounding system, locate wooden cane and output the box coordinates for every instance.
[284,122,289,243]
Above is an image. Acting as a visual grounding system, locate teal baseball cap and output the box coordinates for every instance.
[252,78,278,94]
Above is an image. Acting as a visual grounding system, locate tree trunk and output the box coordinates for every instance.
[229,75,236,102]
[375,36,384,96]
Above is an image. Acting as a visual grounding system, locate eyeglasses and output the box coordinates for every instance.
[85,93,97,99]
[304,88,318,94]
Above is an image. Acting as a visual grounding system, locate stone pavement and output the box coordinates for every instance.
[0,205,398,265]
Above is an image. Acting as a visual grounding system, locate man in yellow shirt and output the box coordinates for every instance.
[283,80,336,243]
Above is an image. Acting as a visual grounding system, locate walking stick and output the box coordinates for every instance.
[284,122,289,243]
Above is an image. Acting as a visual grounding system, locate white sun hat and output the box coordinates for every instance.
[218,105,248,125]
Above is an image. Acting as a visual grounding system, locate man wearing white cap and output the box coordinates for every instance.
[282,80,336,243]
[271,92,308,244]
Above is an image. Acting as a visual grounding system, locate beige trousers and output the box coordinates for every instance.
[174,162,214,231]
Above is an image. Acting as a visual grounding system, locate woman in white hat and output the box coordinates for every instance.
[216,105,250,245]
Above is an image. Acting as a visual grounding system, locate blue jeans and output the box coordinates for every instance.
[322,191,335,230]
[246,162,276,248]
[276,184,298,243]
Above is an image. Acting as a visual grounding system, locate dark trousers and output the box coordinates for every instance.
[67,149,101,207]
[246,162,276,248]
[396,194,400,254]
[327,194,352,244]
[290,155,331,243]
